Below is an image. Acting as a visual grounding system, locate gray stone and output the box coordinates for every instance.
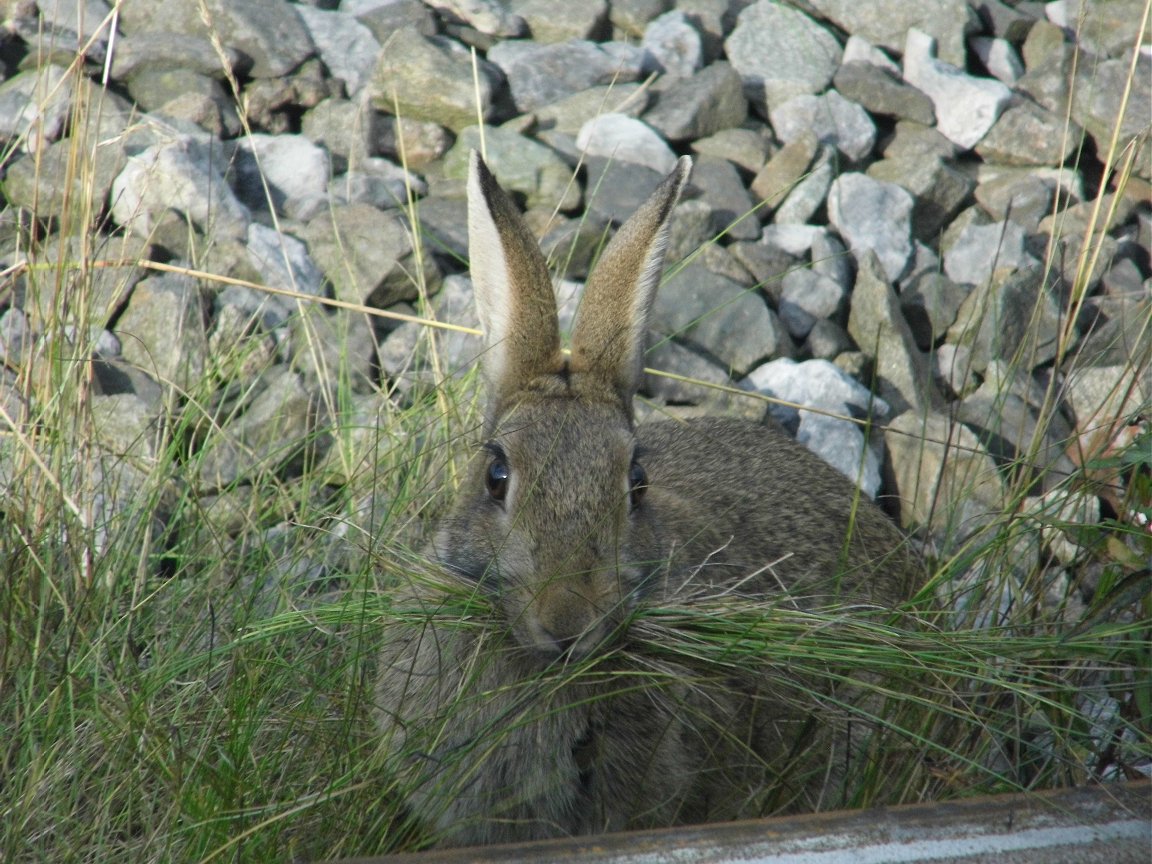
[197,367,317,490]
[539,212,612,279]
[231,134,332,220]
[848,251,939,415]
[301,98,377,169]
[958,376,1076,492]
[610,0,671,36]
[643,61,747,143]
[881,120,957,161]
[289,305,378,394]
[115,273,208,393]
[410,195,471,263]
[644,337,755,415]
[352,0,439,40]
[1071,55,1152,180]
[109,33,248,80]
[0,65,71,152]
[750,130,818,211]
[446,125,581,212]
[932,342,977,397]
[690,127,772,175]
[576,113,678,173]
[583,158,666,225]
[972,171,1057,230]
[370,27,498,131]
[423,0,525,35]
[533,84,649,135]
[131,70,242,138]
[300,203,441,309]
[770,90,876,163]
[641,10,703,77]
[653,261,781,375]
[827,173,915,283]
[841,34,902,74]
[805,0,976,66]
[111,135,251,242]
[946,267,1063,372]
[900,271,972,350]
[377,116,455,169]
[971,0,1037,42]
[295,5,382,96]
[743,357,889,497]
[832,61,935,126]
[725,0,841,116]
[804,318,853,360]
[943,218,1037,286]
[0,308,33,366]
[728,237,802,299]
[902,28,1012,150]
[773,147,834,226]
[1063,0,1150,59]
[246,223,326,298]
[689,156,760,241]
[866,155,974,242]
[976,99,1082,166]
[118,0,315,79]
[811,232,853,291]
[377,274,483,381]
[778,269,847,340]
[330,157,427,210]
[885,409,1006,539]
[1016,20,1076,115]
[508,0,609,42]
[1062,362,1150,434]
[759,224,826,257]
[488,39,643,113]
[2,133,127,219]
[970,36,1024,85]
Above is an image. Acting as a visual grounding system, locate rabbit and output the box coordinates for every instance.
[373,151,920,847]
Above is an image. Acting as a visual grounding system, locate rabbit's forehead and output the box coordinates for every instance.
[494,400,635,469]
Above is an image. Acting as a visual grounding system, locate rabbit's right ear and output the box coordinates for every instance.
[467,151,562,414]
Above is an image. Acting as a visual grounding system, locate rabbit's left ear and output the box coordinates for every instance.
[467,151,562,413]
[570,157,692,405]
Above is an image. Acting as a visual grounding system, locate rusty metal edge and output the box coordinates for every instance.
[315,781,1150,864]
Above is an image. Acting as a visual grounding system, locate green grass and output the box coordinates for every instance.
[1,17,1150,864]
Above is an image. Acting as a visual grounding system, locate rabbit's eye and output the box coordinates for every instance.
[486,457,509,501]
[628,460,648,510]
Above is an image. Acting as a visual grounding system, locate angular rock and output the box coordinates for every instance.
[827,173,915,282]
[1071,55,1152,180]
[118,0,315,79]
[428,0,526,36]
[300,203,440,309]
[533,83,649,135]
[970,36,1024,85]
[0,65,71,152]
[848,251,939,415]
[770,90,876,162]
[109,32,247,81]
[654,262,782,375]
[487,39,643,113]
[688,155,759,241]
[743,357,889,497]
[576,113,678,173]
[832,61,935,126]
[932,342,977,398]
[866,155,974,242]
[976,99,1082,166]
[643,61,747,143]
[725,0,841,116]
[885,409,1007,539]
[778,269,847,340]
[805,0,976,66]
[370,27,498,131]
[773,146,834,226]
[943,218,1037,286]
[115,273,209,393]
[641,10,703,77]
[289,305,378,394]
[111,135,251,241]
[750,130,818,211]
[246,223,326,299]
[446,125,581,212]
[690,127,772,175]
[900,271,972,350]
[583,157,666,225]
[231,134,332,220]
[946,267,1063,372]
[902,28,1012,150]
[508,0,609,42]
[295,5,382,96]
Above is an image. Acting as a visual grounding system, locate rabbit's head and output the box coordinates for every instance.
[432,152,692,661]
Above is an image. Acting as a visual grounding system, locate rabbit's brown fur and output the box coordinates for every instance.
[374,153,919,846]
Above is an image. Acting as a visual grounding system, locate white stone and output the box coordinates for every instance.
[576,113,678,173]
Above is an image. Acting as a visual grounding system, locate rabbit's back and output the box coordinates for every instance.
[638,416,916,607]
